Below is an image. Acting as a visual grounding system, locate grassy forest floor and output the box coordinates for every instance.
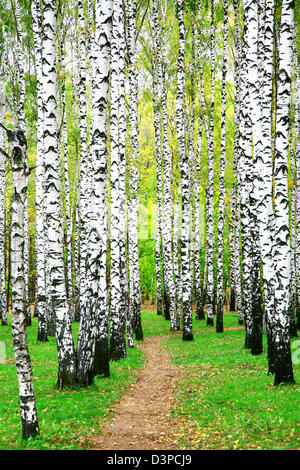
[0,310,299,450]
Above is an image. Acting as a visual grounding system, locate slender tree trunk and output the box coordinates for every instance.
[43,0,76,388]
[109,0,126,361]
[177,0,193,341]
[152,0,163,317]
[206,0,216,326]
[173,194,181,330]
[127,0,143,341]
[295,38,300,330]
[216,0,228,333]
[289,187,298,337]
[239,5,253,348]
[78,0,89,323]
[118,4,133,349]
[14,0,31,326]
[87,0,113,379]
[233,0,243,324]
[272,0,295,385]
[9,126,39,439]
[195,108,204,320]
[74,181,81,322]
[32,0,48,341]
[0,129,7,326]
[62,74,74,321]
[247,0,263,355]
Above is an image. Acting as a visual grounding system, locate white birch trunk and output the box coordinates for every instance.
[247,0,264,354]
[127,0,143,340]
[62,75,74,321]
[78,0,113,381]
[233,0,243,324]
[9,126,39,439]
[216,0,228,333]
[206,0,216,326]
[42,0,76,388]
[294,40,300,331]
[109,0,126,361]
[272,0,295,385]
[32,0,47,340]
[177,0,193,340]
[78,0,89,321]
[0,128,6,325]
[14,0,31,326]
[152,0,163,317]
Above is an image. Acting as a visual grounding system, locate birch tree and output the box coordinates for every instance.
[42,0,76,388]
[0,127,6,326]
[77,0,89,321]
[7,125,39,439]
[32,0,48,342]
[232,0,243,325]
[61,64,74,321]
[109,0,127,361]
[246,0,263,355]
[127,0,143,341]
[239,3,253,348]
[272,0,295,385]
[177,0,193,341]
[152,0,177,330]
[295,39,300,330]
[118,0,133,349]
[216,0,228,333]
[206,0,216,326]
[84,0,113,380]
[13,0,31,326]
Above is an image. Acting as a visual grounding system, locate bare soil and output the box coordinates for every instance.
[90,336,180,450]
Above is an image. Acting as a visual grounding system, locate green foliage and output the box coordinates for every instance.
[0,3,11,54]
[164,315,300,450]
[139,239,156,302]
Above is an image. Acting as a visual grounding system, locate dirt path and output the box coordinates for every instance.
[90,336,180,450]
[89,326,244,450]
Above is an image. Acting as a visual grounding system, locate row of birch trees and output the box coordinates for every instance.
[0,0,299,439]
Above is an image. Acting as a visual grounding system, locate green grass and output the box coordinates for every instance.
[0,310,299,450]
[0,316,144,450]
[162,314,300,450]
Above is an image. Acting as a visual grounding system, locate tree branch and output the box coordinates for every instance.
[0,147,10,160]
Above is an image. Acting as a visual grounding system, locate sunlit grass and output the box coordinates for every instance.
[0,316,144,450]
[163,317,300,450]
[0,310,298,450]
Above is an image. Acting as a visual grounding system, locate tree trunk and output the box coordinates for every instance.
[109,0,127,361]
[87,0,113,380]
[272,0,295,385]
[32,0,48,342]
[0,129,7,326]
[216,0,228,333]
[127,0,143,341]
[206,0,216,327]
[43,0,76,388]
[177,0,193,341]
[9,127,39,439]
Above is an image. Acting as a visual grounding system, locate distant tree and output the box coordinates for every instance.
[216,0,228,333]
[206,0,216,327]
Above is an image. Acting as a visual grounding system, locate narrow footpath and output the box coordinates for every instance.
[90,336,180,450]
